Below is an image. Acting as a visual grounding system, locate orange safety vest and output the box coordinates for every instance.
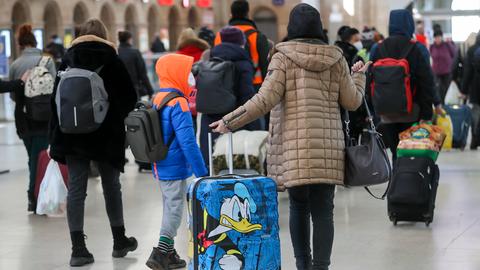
[215,25,263,85]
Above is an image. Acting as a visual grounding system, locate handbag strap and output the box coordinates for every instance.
[365,132,393,200]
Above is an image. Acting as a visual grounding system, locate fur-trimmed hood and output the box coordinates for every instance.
[71,35,116,51]
[177,37,210,51]
[64,34,118,71]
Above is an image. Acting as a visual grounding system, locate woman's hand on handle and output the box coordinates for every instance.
[210,120,230,134]
[352,61,372,73]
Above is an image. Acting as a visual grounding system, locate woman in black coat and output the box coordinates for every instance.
[49,19,137,267]
[199,27,262,163]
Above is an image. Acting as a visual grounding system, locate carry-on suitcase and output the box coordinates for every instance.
[187,133,281,270]
[34,150,69,200]
[387,156,439,226]
[444,104,472,149]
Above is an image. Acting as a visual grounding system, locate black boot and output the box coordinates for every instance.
[70,231,94,267]
[27,192,36,212]
[111,226,138,258]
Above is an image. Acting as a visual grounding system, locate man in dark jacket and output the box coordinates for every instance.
[215,0,269,91]
[200,26,261,163]
[461,31,480,149]
[151,35,166,53]
[369,9,437,158]
[50,19,137,267]
[118,31,153,100]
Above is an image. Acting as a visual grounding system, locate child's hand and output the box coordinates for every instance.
[210,120,230,134]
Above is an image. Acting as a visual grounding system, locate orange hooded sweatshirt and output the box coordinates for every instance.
[154,53,194,100]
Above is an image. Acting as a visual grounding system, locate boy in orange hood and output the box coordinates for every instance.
[146,54,208,270]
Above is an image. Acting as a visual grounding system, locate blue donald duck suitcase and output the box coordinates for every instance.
[187,133,281,270]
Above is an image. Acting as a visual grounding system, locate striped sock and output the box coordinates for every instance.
[158,236,174,254]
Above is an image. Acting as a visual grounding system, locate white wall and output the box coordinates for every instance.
[302,0,320,11]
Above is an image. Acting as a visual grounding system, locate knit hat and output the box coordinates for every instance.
[220,26,246,46]
[287,3,325,41]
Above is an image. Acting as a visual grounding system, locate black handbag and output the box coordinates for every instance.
[344,97,392,199]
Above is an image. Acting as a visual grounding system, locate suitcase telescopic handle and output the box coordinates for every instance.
[208,131,234,176]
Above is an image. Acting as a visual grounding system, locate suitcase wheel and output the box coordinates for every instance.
[393,219,398,226]
[425,221,431,227]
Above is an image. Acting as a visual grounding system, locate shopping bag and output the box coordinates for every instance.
[397,123,446,161]
[436,113,453,150]
[36,160,68,216]
[445,81,461,105]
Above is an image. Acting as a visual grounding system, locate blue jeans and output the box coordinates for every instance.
[288,184,335,270]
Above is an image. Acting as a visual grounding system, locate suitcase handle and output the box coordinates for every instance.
[208,132,234,176]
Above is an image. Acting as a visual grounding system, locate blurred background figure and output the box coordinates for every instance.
[358,26,375,62]
[151,35,166,53]
[44,34,65,68]
[461,31,480,150]
[198,26,216,48]
[430,30,456,104]
[415,20,429,48]
[118,30,153,100]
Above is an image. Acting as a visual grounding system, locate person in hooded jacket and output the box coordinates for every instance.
[146,53,207,270]
[199,26,261,165]
[461,31,480,149]
[368,9,437,159]
[211,4,368,270]
[177,28,210,63]
[118,30,153,100]
[49,19,138,267]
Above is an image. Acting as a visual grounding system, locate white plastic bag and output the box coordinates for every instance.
[445,81,462,105]
[36,160,68,216]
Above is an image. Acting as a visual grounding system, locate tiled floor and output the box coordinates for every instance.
[1,122,480,270]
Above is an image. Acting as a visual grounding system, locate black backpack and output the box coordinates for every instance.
[195,57,237,115]
[371,42,416,115]
[124,92,181,163]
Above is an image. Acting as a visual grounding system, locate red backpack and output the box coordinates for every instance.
[371,42,416,115]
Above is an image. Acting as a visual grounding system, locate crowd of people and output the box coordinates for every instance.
[1,0,480,270]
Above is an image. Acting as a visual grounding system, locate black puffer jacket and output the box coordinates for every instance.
[461,33,480,104]
[118,42,153,98]
[49,35,137,171]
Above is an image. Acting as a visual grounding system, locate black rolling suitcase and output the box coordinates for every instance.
[387,157,439,226]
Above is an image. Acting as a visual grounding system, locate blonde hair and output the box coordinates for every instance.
[79,19,108,40]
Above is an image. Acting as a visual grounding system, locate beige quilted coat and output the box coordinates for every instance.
[223,40,366,189]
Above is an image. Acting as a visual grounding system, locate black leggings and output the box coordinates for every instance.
[288,184,335,270]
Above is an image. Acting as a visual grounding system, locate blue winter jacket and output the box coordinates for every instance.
[152,88,208,180]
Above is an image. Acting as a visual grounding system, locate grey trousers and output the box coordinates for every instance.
[66,156,124,232]
[159,180,186,239]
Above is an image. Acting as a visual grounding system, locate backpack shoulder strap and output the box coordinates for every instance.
[38,56,50,68]
[244,28,258,38]
[157,92,182,110]
[400,42,416,59]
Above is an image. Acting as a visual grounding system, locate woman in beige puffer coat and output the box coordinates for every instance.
[211,4,369,270]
